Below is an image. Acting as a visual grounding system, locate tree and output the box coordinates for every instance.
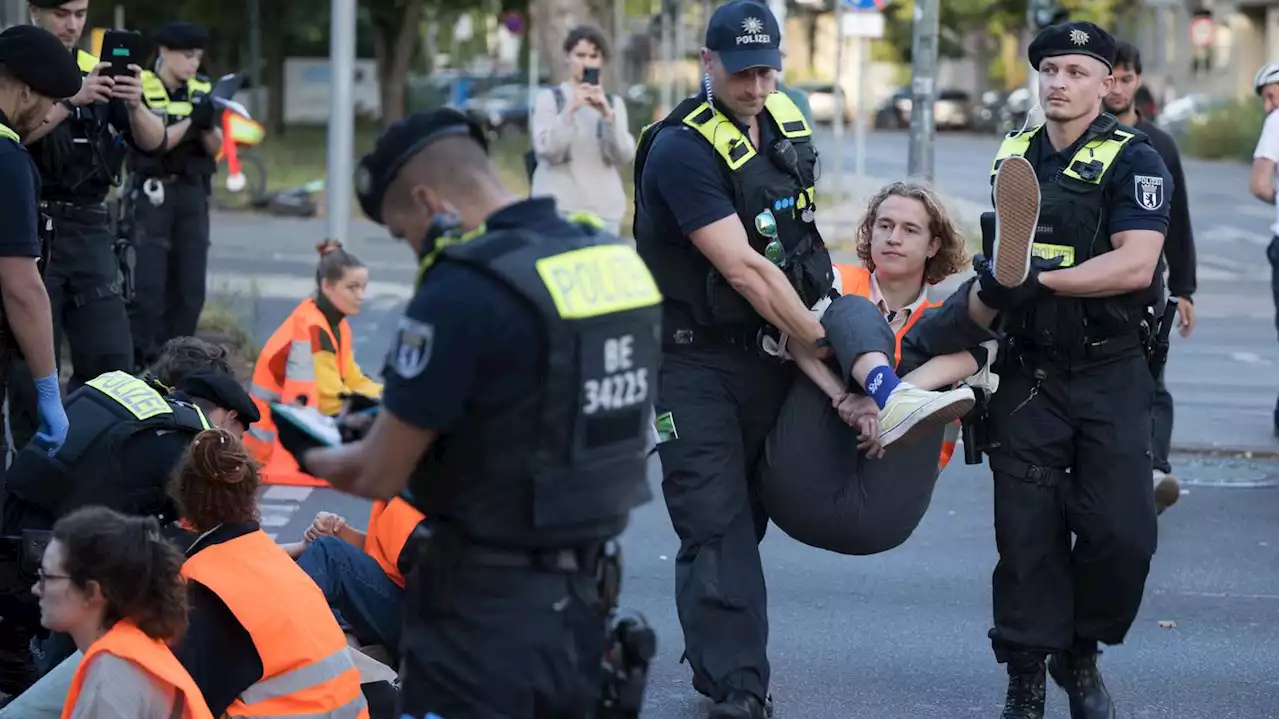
[528,0,612,84]
[366,0,428,128]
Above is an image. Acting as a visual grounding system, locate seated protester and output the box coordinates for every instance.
[758,182,1000,555]
[36,507,213,719]
[244,241,383,487]
[281,498,426,659]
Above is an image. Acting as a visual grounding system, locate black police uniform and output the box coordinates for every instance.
[630,2,830,712]
[0,24,83,697]
[350,110,658,718]
[979,22,1173,719]
[128,21,218,369]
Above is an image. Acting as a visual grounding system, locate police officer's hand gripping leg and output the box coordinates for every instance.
[278,108,659,719]
[0,23,85,694]
[632,3,979,718]
[964,22,1173,719]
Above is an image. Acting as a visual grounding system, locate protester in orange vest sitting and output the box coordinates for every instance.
[245,240,383,486]
[281,499,426,658]
[757,181,1002,556]
[35,506,212,719]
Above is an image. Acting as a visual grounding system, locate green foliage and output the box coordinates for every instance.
[1183,99,1267,162]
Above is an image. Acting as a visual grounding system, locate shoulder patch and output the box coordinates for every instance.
[391,316,434,379]
[1134,175,1165,211]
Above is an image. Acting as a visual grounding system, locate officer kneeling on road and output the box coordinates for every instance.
[0,25,83,474]
[936,21,1174,719]
[276,108,659,719]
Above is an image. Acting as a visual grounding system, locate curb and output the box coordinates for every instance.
[1169,444,1279,460]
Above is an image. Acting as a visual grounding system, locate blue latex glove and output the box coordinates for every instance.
[34,372,68,455]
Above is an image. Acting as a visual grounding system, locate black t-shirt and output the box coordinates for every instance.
[0,109,43,259]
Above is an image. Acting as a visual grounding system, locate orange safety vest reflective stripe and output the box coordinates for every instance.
[181,530,369,719]
[244,298,354,487]
[834,264,959,471]
[64,619,214,719]
[365,498,426,588]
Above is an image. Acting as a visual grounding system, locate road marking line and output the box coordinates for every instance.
[263,486,314,502]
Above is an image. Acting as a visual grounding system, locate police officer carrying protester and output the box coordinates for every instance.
[632,2,973,717]
[0,25,77,465]
[962,21,1173,719]
[279,108,659,718]
[7,0,170,456]
[128,20,222,370]
[1104,40,1197,515]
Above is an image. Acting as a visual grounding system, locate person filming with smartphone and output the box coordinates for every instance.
[529,24,634,234]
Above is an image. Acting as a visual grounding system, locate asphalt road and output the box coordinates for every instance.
[205,127,1278,718]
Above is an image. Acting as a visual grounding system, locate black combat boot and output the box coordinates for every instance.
[1000,658,1046,719]
[708,691,771,719]
[1047,641,1115,719]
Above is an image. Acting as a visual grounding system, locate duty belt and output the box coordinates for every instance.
[665,324,763,353]
[415,526,593,574]
[1009,332,1141,366]
[38,200,108,224]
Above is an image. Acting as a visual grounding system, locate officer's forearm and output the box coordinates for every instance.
[0,261,56,378]
[735,257,825,347]
[1038,235,1162,298]
[201,128,223,156]
[128,104,167,152]
[790,339,845,402]
[163,119,195,152]
[23,105,70,145]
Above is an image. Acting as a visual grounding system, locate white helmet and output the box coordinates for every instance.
[1255,62,1279,95]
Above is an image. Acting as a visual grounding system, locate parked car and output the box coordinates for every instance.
[872,87,973,130]
[971,90,1008,134]
[1156,93,1223,140]
[796,82,852,124]
[461,83,536,137]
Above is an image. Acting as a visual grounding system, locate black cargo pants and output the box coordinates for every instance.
[128,177,211,369]
[5,207,133,453]
[985,343,1157,665]
[397,542,604,718]
[655,330,795,705]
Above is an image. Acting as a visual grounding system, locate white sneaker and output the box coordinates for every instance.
[877,383,976,448]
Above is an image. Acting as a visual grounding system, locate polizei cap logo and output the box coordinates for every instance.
[737,16,770,45]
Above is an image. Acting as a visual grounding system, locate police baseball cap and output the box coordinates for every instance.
[0,25,82,100]
[705,0,782,74]
[154,21,209,51]
[1028,21,1117,73]
[355,108,488,225]
[181,372,260,426]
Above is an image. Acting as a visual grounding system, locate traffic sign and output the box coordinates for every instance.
[841,0,888,11]
[1190,17,1215,49]
[841,10,885,39]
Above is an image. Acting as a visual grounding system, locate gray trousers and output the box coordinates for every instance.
[758,283,997,555]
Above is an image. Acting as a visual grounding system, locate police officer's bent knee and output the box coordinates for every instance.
[8,0,170,453]
[970,22,1173,719]
[289,109,659,718]
[0,23,80,697]
[127,21,220,370]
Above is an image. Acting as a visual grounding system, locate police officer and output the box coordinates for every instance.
[632,2,971,716]
[7,0,170,456]
[967,22,1173,719]
[285,108,658,718]
[127,20,221,370]
[0,25,79,473]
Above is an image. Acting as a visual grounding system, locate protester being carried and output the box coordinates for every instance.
[759,181,999,555]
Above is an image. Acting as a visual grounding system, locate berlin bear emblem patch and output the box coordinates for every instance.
[391,317,434,379]
[1134,175,1165,211]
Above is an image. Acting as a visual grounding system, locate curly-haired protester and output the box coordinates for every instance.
[38,506,213,718]
[757,181,1000,555]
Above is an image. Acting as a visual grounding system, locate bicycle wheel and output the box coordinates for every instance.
[214,150,270,211]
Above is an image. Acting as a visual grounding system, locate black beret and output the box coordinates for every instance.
[355,108,488,225]
[1029,21,1117,73]
[180,372,261,426]
[27,0,75,7]
[153,21,208,51]
[0,25,82,100]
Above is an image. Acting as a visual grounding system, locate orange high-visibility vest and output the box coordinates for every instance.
[63,619,214,719]
[365,498,426,588]
[834,264,959,471]
[181,530,369,719]
[245,298,354,487]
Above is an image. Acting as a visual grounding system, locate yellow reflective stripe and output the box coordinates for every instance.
[86,371,173,420]
[246,425,275,443]
[238,648,357,706]
[188,78,212,94]
[565,210,606,230]
[795,185,817,212]
[1062,130,1134,185]
[1031,243,1076,267]
[76,50,98,74]
[990,126,1039,176]
[534,244,662,319]
[763,91,811,139]
[415,223,489,286]
[286,340,315,381]
[192,406,212,430]
[166,101,194,117]
[250,383,281,402]
[681,102,756,170]
[234,691,367,718]
[140,71,168,105]
[0,122,17,143]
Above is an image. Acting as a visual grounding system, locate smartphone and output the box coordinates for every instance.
[99,29,144,77]
[582,67,600,85]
